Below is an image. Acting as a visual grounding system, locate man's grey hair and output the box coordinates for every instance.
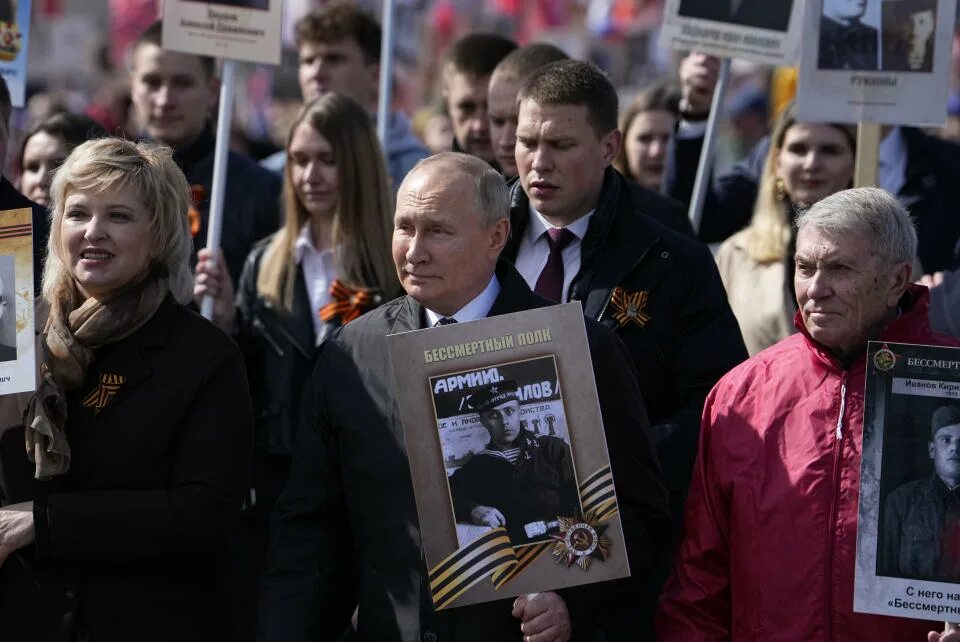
[401,152,510,227]
[796,187,917,264]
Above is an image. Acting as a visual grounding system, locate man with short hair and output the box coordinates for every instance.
[487,43,568,179]
[507,56,741,542]
[880,405,960,581]
[130,21,279,285]
[450,379,578,545]
[260,152,670,641]
[658,187,954,640]
[442,33,517,167]
[261,2,427,188]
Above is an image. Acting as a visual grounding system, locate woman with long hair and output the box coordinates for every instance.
[194,91,401,640]
[715,103,856,355]
[614,82,681,193]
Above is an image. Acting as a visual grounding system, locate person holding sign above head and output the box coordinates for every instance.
[449,380,579,546]
[880,404,960,582]
[678,0,793,32]
[667,52,960,275]
[657,187,958,641]
[129,21,280,287]
[818,0,879,71]
[0,137,253,642]
[260,152,670,642]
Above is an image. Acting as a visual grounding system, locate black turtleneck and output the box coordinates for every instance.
[170,123,216,181]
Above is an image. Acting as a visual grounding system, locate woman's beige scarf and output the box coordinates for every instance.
[24,275,169,479]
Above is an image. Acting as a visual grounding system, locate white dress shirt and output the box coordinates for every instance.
[513,207,594,303]
[294,225,338,340]
[878,126,907,198]
[424,275,501,327]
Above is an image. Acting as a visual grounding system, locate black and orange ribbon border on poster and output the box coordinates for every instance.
[427,465,618,610]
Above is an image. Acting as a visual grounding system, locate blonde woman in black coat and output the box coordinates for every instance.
[0,137,253,642]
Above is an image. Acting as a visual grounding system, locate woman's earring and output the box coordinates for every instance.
[775,178,787,202]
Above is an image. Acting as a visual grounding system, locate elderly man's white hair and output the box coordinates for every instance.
[796,187,917,265]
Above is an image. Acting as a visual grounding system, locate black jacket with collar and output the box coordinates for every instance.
[260,261,671,642]
[0,296,253,642]
[169,125,281,286]
[504,168,746,519]
[666,127,960,272]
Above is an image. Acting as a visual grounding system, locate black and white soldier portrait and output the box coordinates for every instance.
[881,0,937,72]
[818,0,880,70]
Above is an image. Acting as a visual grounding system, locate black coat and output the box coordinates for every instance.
[666,128,960,273]
[0,177,48,293]
[260,261,671,642]
[171,125,281,286]
[678,0,792,31]
[0,296,253,642]
[504,168,746,519]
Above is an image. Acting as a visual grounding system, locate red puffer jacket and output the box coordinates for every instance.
[657,286,957,641]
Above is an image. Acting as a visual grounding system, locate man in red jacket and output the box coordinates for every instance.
[658,187,957,641]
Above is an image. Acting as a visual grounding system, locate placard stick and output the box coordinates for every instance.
[688,57,731,235]
[200,59,238,321]
[854,122,880,188]
[376,0,397,147]
[945,622,958,637]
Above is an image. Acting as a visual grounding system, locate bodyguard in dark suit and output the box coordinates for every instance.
[678,0,793,31]
[507,60,746,639]
[260,153,670,641]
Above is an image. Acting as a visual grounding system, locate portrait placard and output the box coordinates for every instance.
[162,0,281,65]
[0,209,34,395]
[797,0,955,125]
[0,0,33,108]
[658,0,802,66]
[388,303,630,610]
[855,341,960,620]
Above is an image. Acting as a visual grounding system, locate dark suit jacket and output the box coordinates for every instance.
[0,296,253,642]
[260,261,671,642]
[678,0,792,31]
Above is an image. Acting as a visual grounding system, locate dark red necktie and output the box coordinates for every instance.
[534,228,575,303]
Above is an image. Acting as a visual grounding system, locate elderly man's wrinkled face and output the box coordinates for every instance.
[794,225,906,359]
[479,400,521,448]
[392,166,508,316]
[931,423,960,488]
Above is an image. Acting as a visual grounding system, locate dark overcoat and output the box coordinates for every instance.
[260,262,671,642]
[0,296,253,642]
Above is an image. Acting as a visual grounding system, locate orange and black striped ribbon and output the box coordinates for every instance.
[318,279,375,325]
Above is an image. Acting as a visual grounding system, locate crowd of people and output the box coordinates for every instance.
[0,1,958,641]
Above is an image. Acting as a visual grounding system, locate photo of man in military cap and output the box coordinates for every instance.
[448,379,579,546]
[879,403,960,581]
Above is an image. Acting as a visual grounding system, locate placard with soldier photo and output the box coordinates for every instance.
[388,303,630,610]
[162,0,282,65]
[797,0,956,125]
[0,208,34,395]
[855,341,960,620]
[659,0,803,66]
[0,0,32,108]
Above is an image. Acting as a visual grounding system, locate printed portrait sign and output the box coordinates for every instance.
[855,342,960,620]
[797,0,956,125]
[0,0,32,108]
[659,0,803,66]
[162,0,281,65]
[388,304,630,610]
[0,209,34,395]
